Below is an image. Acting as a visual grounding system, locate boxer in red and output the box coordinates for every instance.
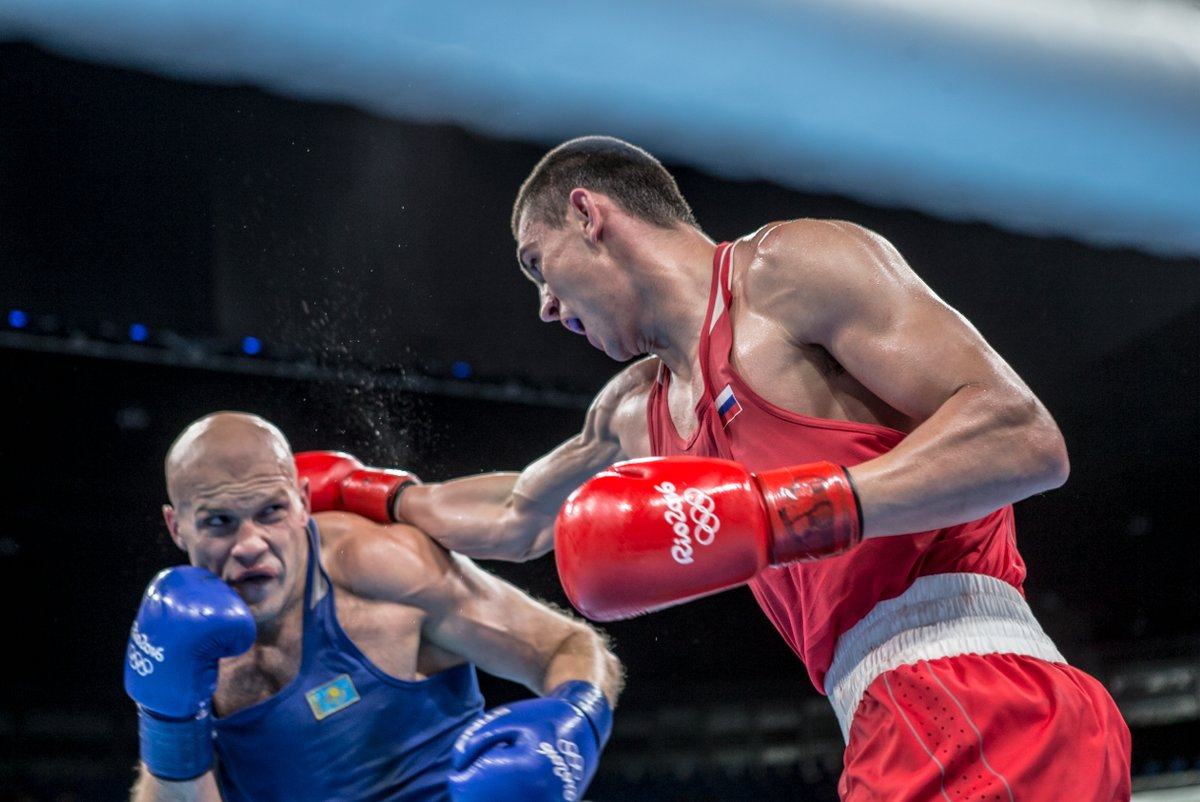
[304,136,1131,800]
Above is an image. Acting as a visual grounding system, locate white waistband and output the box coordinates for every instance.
[823,573,1066,743]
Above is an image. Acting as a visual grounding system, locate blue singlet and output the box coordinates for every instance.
[213,520,484,801]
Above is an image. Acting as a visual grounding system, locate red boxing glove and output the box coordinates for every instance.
[555,457,861,621]
[294,450,421,524]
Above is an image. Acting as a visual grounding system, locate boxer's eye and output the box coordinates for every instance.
[524,256,542,282]
[199,514,233,530]
[258,504,287,522]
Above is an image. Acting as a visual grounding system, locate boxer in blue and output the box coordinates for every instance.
[125,411,622,802]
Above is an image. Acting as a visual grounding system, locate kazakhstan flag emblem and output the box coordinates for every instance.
[306,674,361,721]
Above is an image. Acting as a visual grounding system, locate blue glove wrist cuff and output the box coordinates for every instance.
[548,680,613,748]
[138,705,214,781]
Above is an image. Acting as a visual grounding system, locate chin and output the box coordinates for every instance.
[603,343,639,362]
[248,600,278,625]
[589,337,622,361]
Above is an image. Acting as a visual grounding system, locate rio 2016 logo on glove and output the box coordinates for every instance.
[654,481,721,566]
[127,621,166,677]
[535,738,585,801]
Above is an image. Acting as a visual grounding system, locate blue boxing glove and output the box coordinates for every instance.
[449,680,612,802]
[124,566,255,780]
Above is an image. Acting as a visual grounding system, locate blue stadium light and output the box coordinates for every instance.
[241,335,262,356]
[451,360,472,379]
[8,309,28,328]
[129,323,149,342]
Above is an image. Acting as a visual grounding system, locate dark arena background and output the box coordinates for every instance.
[2,2,1199,800]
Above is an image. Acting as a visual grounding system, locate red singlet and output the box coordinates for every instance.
[645,237,1130,801]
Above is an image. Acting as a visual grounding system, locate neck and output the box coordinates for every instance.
[628,227,718,382]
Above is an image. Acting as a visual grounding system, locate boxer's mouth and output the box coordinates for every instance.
[230,569,275,587]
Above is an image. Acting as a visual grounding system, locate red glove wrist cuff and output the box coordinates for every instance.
[340,469,421,523]
[752,461,863,564]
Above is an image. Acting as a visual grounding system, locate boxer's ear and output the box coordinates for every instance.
[569,188,604,243]
[162,504,186,551]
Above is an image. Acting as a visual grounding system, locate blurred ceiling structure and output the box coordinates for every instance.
[2,0,1199,258]
[2,2,1199,798]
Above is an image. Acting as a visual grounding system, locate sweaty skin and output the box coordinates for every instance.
[131,412,623,802]
[395,205,1066,561]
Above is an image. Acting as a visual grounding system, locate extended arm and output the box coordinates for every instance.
[298,361,653,562]
[395,360,655,561]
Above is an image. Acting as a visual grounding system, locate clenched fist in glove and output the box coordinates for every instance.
[124,566,256,780]
[295,450,420,524]
[449,681,612,802]
[555,456,862,621]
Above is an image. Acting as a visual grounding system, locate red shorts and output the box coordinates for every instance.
[838,653,1131,802]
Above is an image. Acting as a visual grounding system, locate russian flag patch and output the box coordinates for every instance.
[715,384,742,428]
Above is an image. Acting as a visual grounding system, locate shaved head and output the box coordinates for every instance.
[165,412,296,508]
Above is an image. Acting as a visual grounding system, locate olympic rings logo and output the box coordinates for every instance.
[127,622,166,678]
[683,488,720,543]
[656,481,722,566]
[127,643,156,677]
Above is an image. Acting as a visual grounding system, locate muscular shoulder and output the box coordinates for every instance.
[739,218,900,288]
[314,511,451,604]
[735,218,918,343]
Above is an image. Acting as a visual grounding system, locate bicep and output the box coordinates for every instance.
[402,360,654,561]
[521,359,655,497]
[772,223,1067,531]
[788,222,1027,420]
[835,285,1020,423]
[508,360,655,553]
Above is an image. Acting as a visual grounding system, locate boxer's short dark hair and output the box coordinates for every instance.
[512,136,697,236]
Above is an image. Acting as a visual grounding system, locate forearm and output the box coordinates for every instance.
[852,384,1068,537]
[397,437,617,561]
[130,765,220,802]
[397,472,557,561]
[395,373,643,560]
